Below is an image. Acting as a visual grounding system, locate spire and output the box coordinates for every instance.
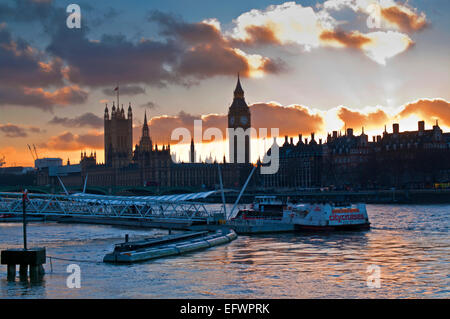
[127,102,132,119]
[143,110,148,128]
[142,110,149,137]
[234,72,244,99]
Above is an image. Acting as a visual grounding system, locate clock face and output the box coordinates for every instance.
[240,116,248,125]
[230,116,235,125]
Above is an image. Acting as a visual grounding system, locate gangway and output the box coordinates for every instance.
[0,191,222,222]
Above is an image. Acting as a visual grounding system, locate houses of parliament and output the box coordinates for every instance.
[36,75,450,192]
[70,76,253,190]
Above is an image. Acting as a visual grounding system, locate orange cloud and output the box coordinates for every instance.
[250,102,324,136]
[320,30,372,48]
[381,6,428,33]
[40,131,103,151]
[397,99,450,127]
[148,102,324,145]
[337,106,390,130]
[23,85,88,106]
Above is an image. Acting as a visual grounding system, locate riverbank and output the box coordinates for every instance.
[205,189,450,204]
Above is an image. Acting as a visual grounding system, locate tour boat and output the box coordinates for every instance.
[226,196,370,233]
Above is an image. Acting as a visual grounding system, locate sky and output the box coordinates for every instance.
[0,0,449,166]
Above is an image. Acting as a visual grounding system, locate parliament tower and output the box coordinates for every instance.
[104,102,133,167]
[228,74,251,164]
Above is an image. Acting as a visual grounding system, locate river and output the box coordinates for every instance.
[0,204,448,298]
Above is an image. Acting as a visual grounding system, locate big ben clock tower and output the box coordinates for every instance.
[228,74,251,164]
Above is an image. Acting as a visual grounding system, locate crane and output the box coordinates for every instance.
[33,144,39,159]
[27,144,36,161]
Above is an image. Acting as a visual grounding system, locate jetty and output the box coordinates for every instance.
[103,229,237,263]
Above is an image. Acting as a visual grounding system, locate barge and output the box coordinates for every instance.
[103,228,237,263]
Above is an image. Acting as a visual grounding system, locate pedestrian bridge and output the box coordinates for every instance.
[0,191,223,221]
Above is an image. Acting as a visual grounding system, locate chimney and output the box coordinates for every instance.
[332,131,337,139]
[393,123,399,134]
[372,136,376,142]
[304,138,308,144]
[298,134,303,143]
[311,132,315,141]
[418,121,425,132]
[376,135,381,143]
[284,136,288,144]
[290,137,293,145]
[347,128,353,136]
[319,138,322,145]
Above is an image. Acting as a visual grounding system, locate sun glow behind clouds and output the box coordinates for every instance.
[362,31,413,65]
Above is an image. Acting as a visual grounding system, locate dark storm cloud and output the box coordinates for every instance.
[48,112,103,128]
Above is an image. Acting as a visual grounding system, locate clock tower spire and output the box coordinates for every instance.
[228,73,251,164]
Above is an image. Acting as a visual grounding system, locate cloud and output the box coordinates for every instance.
[229,2,334,50]
[380,5,428,33]
[0,85,88,111]
[102,85,146,96]
[337,106,390,130]
[320,28,413,65]
[40,131,103,151]
[397,99,450,127]
[48,113,103,128]
[139,101,158,109]
[0,24,65,88]
[320,30,372,48]
[323,0,428,33]
[227,2,414,65]
[146,102,323,145]
[250,102,324,136]
[0,123,42,138]
[148,10,285,79]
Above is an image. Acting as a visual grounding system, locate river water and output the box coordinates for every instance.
[0,204,448,298]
